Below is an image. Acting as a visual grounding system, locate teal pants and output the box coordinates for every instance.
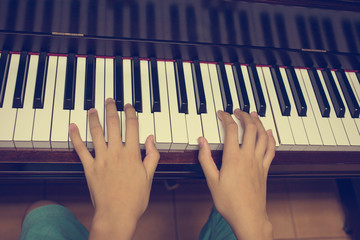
[20,204,236,240]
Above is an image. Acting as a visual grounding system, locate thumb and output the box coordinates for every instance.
[198,137,219,188]
[143,135,160,180]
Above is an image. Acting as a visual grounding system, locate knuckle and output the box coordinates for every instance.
[107,115,120,126]
[258,133,268,143]
[246,122,257,132]
[226,122,238,132]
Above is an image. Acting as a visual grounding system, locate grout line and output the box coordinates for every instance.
[172,189,179,240]
[285,180,299,239]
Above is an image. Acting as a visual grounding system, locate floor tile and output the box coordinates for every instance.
[267,179,296,239]
[287,179,348,239]
[0,180,45,240]
[133,181,177,240]
[174,180,213,240]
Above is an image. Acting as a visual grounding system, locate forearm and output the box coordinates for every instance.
[89,210,138,240]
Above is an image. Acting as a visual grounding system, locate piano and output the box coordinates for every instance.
[1,0,360,179]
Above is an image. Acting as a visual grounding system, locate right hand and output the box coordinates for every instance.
[198,109,275,240]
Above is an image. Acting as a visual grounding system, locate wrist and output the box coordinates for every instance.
[89,209,139,240]
[232,219,273,240]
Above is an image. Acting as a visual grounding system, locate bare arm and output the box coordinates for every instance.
[69,99,160,240]
[198,109,275,240]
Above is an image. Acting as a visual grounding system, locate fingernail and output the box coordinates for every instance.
[268,129,273,137]
[217,110,223,119]
[69,123,76,131]
[106,98,115,104]
[89,108,97,114]
[234,108,241,116]
[198,137,203,147]
[251,111,259,118]
[124,103,132,110]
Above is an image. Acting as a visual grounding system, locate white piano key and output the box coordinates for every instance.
[121,58,132,143]
[331,70,360,150]
[347,71,360,134]
[278,67,309,150]
[260,66,294,150]
[245,66,278,149]
[183,61,203,150]
[13,54,38,148]
[317,70,349,150]
[51,56,70,150]
[299,69,337,150]
[87,58,106,149]
[69,57,87,149]
[138,60,155,149]
[153,61,172,151]
[225,64,244,145]
[32,56,57,149]
[165,61,188,151]
[104,58,120,143]
[208,63,225,150]
[199,63,220,150]
[0,53,20,148]
[294,68,323,150]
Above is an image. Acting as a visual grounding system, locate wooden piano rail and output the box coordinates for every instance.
[238,0,360,11]
[0,149,360,178]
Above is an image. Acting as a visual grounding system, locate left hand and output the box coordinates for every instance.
[69,98,160,238]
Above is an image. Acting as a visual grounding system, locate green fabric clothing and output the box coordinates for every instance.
[199,207,237,240]
[20,204,235,240]
[20,204,89,240]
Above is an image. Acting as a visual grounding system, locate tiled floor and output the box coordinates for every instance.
[0,178,351,240]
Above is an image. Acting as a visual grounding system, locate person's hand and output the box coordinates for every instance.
[198,109,275,240]
[69,98,160,240]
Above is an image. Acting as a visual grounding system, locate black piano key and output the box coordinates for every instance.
[174,59,188,114]
[33,52,47,109]
[322,69,345,118]
[114,56,124,111]
[307,68,330,117]
[216,62,232,114]
[132,56,142,112]
[13,51,29,108]
[192,60,206,114]
[247,64,266,116]
[270,66,291,116]
[0,50,10,108]
[149,58,160,112]
[285,67,307,116]
[356,72,360,84]
[232,62,250,113]
[84,55,95,110]
[63,53,76,110]
[336,69,360,118]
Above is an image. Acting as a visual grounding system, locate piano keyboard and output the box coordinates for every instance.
[1,51,360,152]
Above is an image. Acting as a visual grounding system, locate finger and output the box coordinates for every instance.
[198,137,219,188]
[143,135,160,180]
[124,104,139,148]
[69,123,93,170]
[249,111,269,159]
[88,108,107,156]
[234,109,257,153]
[263,129,276,173]
[218,110,239,154]
[105,98,122,147]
